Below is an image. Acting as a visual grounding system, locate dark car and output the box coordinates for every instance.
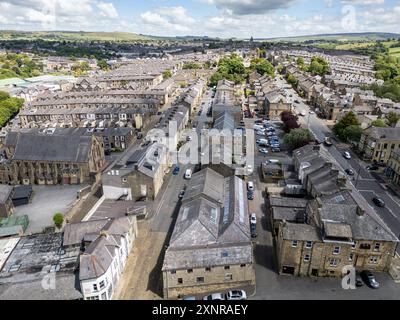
[345,169,355,176]
[356,276,364,288]
[272,147,281,153]
[366,165,379,171]
[247,191,254,200]
[372,197,385,208]
[178,188,186,199]
[361,270,380,289]
[173,166,180,175]
[250,223,257,238]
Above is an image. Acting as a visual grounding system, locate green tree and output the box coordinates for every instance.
[286,74,298,87]
[249,58,275,78]
[371,119,389,127]
[297,57,306,70]
[97,59,109,71]
[333,111,360,141]
[163,70,173,79]
[53,213,64,229]
[308,56,330,76]
[284,128,314,150]
[387,111,400,127]
[183,62,201,69]
[343,125,363,143]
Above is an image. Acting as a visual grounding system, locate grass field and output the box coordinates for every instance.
[389,47,400,58]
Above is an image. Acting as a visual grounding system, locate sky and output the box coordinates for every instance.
[0,0,399,38]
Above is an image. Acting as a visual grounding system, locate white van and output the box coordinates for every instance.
[247,181,254,191]
[185,169,192,179]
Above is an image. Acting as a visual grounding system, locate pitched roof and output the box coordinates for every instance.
[163,168,252,270]
[10,132,94,163]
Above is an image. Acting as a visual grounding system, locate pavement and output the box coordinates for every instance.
[14,184,84,234]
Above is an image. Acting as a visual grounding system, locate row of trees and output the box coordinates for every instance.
[281,111,314,150]
[0,91,24,127]
[0,53,43,79]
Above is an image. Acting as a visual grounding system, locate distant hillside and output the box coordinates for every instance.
[261,32,400,42]
[0,31,154,42]
[0,30,219,42]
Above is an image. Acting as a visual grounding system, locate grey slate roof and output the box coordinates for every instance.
[282,223,321,242]
[0,184,13,203]
[10,132,93,163]
[364,127,400,141]
[163,167,252,271]
[318,190,398,242]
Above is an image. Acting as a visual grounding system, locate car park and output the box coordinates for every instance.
[372,197,385,208]
[361,271,380,289]
[226,290,247,300]
[203,293,225,301]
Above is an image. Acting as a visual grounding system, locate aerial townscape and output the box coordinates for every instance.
[1,0,400,303]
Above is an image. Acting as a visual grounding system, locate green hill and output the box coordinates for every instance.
[0,30,153,42]
[261,32,400,43]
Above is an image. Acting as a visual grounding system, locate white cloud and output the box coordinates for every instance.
[97,2,119,19]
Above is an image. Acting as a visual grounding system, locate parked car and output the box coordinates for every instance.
[250,213,257,225]
[203,293,225,300]
[185,169,192,180]
[186,136,193,142]
[345,169,355,176]
[343,151,351,160]
[250,223,258,238]
[259,148,269,155]
[356,276,364,288]
[361,270,380,289]
[173,166,180,175]
[183,296,196,300]
[247,191,254,200]
[226,290,247,300]
[366,165,379,171]
[247,181,254,191]
[272,147,281,153]
[372,197,385,208]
